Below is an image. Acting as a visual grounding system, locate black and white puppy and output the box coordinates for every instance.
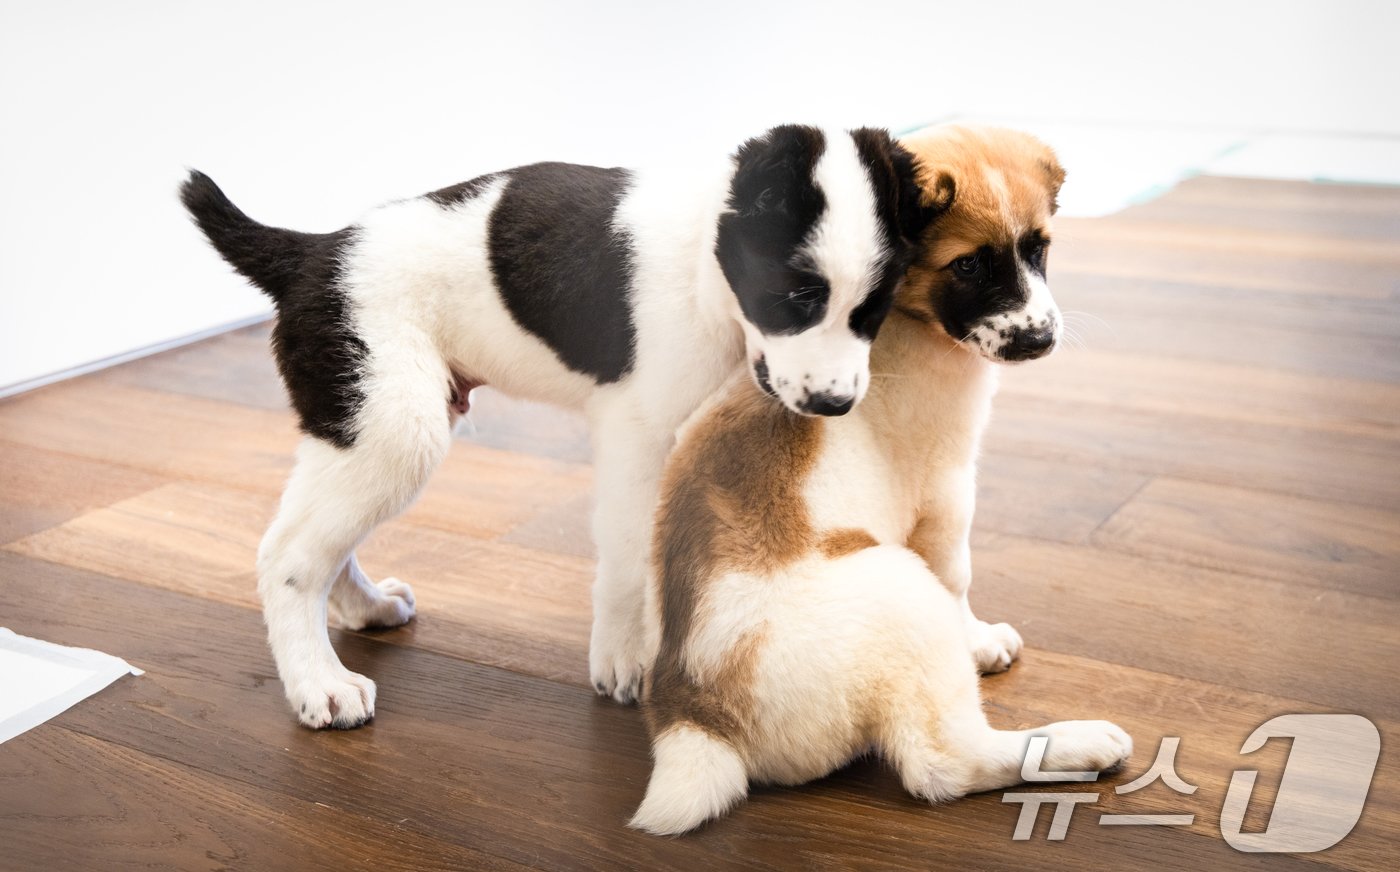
[182,125,938,728]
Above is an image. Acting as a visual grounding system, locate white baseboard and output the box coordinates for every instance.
[0,312,274,401]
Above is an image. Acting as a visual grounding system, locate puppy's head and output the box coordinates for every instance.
[897,126,1065,363]
[716,125,945,415]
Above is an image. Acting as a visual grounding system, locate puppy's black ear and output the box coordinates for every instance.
[850,128,953,244]
[913,165,956,229]
[896,151,955,242]
[726,124,826,218]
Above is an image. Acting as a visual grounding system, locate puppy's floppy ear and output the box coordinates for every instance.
[1040,150,1066,215]
[726,124,826,218]
[850,128,953,243]
[974,126,1065,215]
[907,159,955,237]
[1001,128,1066,215]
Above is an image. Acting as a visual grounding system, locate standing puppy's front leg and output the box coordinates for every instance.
[587,399,669,703]
[909,468,1023,674]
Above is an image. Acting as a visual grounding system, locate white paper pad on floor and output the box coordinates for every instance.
[0,628,142,744]
[1202,133,1400,186]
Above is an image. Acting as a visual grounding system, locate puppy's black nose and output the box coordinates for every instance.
[799,391,855,416]
[1001,326,1056,361]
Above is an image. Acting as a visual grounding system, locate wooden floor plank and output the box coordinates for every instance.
[0,380,595,541]
[967,531,1400,718]
[1089,476,1400,597]
[0,439,167,545]
[1149,176,1400,215]
[1111,206,1400,247]
[999,348,1400,441]
[1055,221,1400,299]
[0,553,1361,872]
[985,393,1400,512]
[0,380,299,492]
[95,320,286,413]
[460,388,595,463]
[2,482,595,684]
[1060,217,1400,267]
[1048,275,1400,383]
[501,492,596,558]
[0,727,527,872]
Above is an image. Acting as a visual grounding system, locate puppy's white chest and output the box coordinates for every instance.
[802,422,914,541]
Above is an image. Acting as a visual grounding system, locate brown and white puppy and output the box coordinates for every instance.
[631,126,1130,835]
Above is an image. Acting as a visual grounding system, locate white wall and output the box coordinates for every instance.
[2,0,1397,391]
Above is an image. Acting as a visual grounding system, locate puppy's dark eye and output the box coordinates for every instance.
[787,289,820,315]
[1020,232,1050,270]
[952,254,982,277]
[777,276,829,324]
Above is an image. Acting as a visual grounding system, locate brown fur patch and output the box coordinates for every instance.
[896,126,1064,323]
[645,384,822,741]
[645,630,767,745]
[819,528,878,559]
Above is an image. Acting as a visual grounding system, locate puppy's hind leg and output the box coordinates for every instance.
[259,349,452,729]
[947,719,1133,796]
[887,694,1132,800]
[328,552,416,631]
[879,594,1128,800]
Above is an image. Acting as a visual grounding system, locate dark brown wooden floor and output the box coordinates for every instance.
[1,175,1398,871]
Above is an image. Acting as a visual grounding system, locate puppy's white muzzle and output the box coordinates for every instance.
[969,272,1061,363]
[750,330,871,416]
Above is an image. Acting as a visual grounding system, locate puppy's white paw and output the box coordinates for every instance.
[969,620,1023,674]
[589,617,650,705]
[1040,720,1133,773]
[289,669,377,730]
[333,577,417,631]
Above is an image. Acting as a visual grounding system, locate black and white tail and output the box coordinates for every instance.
[179,170,325,303]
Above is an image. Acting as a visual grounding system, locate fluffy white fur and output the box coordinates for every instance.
[634,137,1132,829]
[634,316,1132,833]
[256,132,894,727]
[631,725,748,835]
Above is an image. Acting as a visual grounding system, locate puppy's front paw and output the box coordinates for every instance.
[589,618,650,705]
[333,577,417,631]
[1040,720,1133,774]
[969,620,1023,674]
[288,670,377,730]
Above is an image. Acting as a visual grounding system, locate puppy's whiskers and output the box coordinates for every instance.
[1061,309,1115,342]
[1060,322,1087,351]
[766,285,826,312]
[939,331,976,362]
[1062,308,1112,329]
